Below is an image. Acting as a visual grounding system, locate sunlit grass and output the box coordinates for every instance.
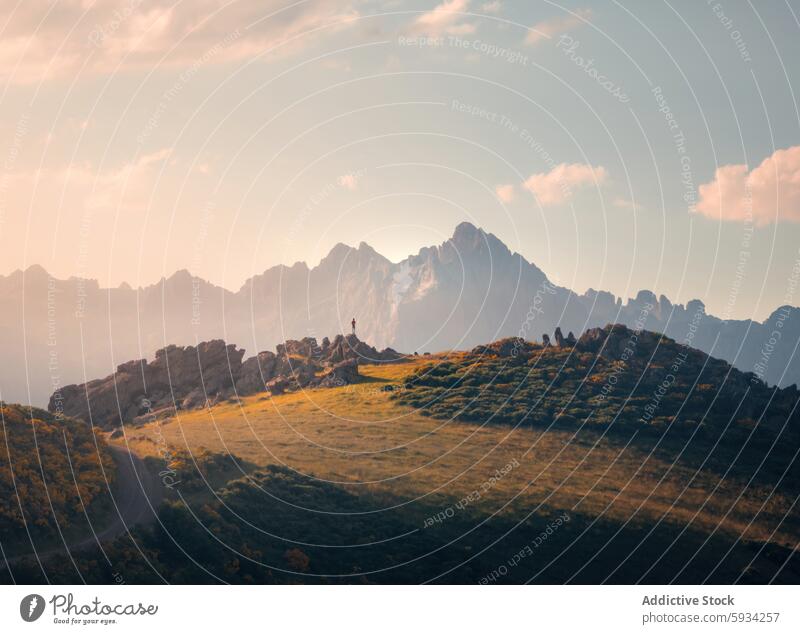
[111,357,797,546]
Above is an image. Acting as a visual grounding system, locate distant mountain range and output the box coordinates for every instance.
[2,221,798,406]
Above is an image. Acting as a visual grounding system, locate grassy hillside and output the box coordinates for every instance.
[395,326,800,485]
[13,459,796,584]
[0,403,116,553]
[4,326,799,583]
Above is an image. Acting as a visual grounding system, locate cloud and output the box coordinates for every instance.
[0,0,361,84]
[613,196,638,211]
[526,8,591,46]
[338,173,360,190]
[523,162,607,206]
[481,1,503,14]
[696,146,800,225]
[495,184,515,203]
[411,0,476,36]
[6,148,173,213]
[81,148,174,211]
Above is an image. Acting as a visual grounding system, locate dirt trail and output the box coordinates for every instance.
[1,445,161,569]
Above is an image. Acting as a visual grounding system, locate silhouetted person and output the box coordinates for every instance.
[351,317,356,336]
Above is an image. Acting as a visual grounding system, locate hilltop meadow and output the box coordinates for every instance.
[4,325,797,584]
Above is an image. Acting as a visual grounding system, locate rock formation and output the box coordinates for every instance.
[471,337,535,358]
[5,224,800,410]
[51,340,244,429]
[50,334,406,429]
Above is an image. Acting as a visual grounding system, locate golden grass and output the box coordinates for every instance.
[111,358,796,545]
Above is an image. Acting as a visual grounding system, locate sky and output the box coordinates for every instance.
[1,0,800,322]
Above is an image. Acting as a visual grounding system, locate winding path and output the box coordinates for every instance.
[1,445,161,570]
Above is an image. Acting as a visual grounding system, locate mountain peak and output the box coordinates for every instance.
[169,268,192,280]
[318,242,354,267]
[452,221,482,242]
[23,263,50,279]
[318,240,391,270]
[447,221,514,261]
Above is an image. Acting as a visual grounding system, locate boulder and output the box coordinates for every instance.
[575,324,665,360]
[266,376,290,396]
[317,358,359,387]
[276,337,319,358]
[471,337,534,358]
[181,388,207,410]
[236,351,277,395]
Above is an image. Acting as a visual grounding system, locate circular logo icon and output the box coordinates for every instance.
[20,594,45,622]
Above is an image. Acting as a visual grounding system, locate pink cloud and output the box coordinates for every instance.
[411,0,476,36]
[613,196,639,211]
[696,146,800,226]
[526,8,591,46]
[523,162,607,206]
[0,0,361,84]
[338,173,360,191]
[495,184,515,203]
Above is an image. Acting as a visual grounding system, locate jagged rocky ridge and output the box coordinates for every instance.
[5,222,800,406]
[50,335,403,429]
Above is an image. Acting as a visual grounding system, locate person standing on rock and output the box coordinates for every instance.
[351,317,356,336]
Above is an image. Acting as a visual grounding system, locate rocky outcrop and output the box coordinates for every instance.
[323,334,404,365]
[50,334,406,428]
[51,340,244,428]
[276,337,320,358]
[471,337,536,358]
[471,328,586,358]
[7,225,800,411]
[576,324,655,356]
